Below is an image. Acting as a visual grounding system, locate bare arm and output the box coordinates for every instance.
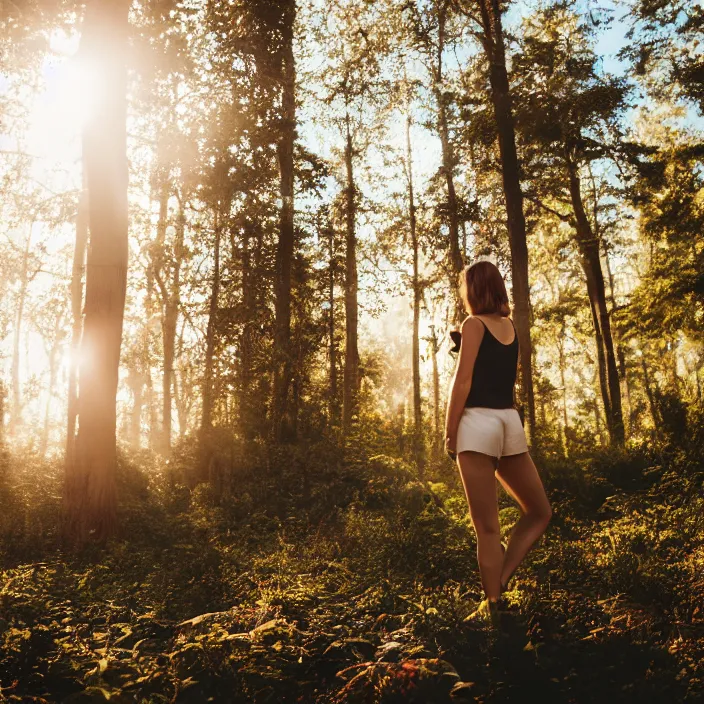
[444,317,484,452]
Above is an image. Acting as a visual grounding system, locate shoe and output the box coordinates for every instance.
[463,598,501,627]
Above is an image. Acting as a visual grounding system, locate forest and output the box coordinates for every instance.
[0,0,702,701]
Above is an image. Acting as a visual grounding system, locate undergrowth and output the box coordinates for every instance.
[0,435,702,703]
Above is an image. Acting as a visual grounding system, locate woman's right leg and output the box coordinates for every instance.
[495,452,552,590]
[457,450,503,601]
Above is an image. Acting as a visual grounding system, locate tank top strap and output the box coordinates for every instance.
[509,318,518,348]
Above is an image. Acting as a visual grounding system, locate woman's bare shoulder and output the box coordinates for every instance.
[460,316,485,335]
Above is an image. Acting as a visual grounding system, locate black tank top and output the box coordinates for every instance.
[464,318,518,409]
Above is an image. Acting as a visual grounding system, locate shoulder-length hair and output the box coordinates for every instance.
[459,260,511,316]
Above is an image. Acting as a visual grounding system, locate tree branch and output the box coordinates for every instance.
[524,194,574,224]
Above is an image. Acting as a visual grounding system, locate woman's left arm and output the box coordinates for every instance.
[444,317,483,453]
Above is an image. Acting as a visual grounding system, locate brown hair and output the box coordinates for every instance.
[459,260,511,316]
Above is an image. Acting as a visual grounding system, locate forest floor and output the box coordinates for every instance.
[0,440,703,703]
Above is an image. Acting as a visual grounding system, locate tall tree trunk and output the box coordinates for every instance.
[603,242,631,432]
[433,7,463,321]
[161,311,175,450]
[240,224,255,439]
[565,153,624,444]
[558,321,569,457]
[174,364,188,437]
[146,365,158,450]
[475,0,536,444]
[0,380,6,447]
[67,178,88,462]
[127,367,143,449]
[161,193,185,451]
[429,323,441,462]
[144,261,158,451]
[200,209,221,477]
[41,315,62,456]
[327,216,338,425]
[10,285,24,436]
[641,354,660,438]
[153,179,169,451]
[397,399,406,455]
[593,396,603,445]
[405,106,425,477]
[291,293,303,440]
[252,225,267,435]
[64,0,129,542]
[342,112,359,436]
[272,0,297,443]
[588,295,613,429]
[10,222,33,437]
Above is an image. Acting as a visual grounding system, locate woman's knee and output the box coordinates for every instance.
[531,502,552,529]
[473,521,501,542]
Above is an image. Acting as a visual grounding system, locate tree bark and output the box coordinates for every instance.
[127,367,143,449]
[641,354,660,438]
[475,0,536,444]
[174,363,188,438]
[429,323,441,462]
[66,178,88,462]
[143,259,158,451]
[327,215,338,425]
[565,154,624,444]
[593,396,603,445]
[10,221,35,437]
[153,179,169,450]
[588,295,613,428]
[160,192,185,451]
[239,223,257,439]
[41,314,62,456]
[604,242,632,432]
[272,0,297,443]
[405,107,425,477]
[0,380,5,446]
[433,6,464,321]
[64,0,129,542]
[342,112,360,436]
[558,321,569,457]
[145,363,158,451]
[200,210,221,450]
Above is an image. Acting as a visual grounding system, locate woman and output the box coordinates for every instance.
[444,260,552,625]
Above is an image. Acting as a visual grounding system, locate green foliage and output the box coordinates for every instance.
[0,448,62,563]
[1,435,702,702]
[623,145,704,340]
[624,0,704,114]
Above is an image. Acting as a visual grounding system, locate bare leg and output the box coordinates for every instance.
[495,452,552,590]
[457,450,502,601]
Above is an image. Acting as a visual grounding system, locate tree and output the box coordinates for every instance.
[622,137,704,414]
[66,177,88,460]
[200,207,221,455]
[402,0,466,322]
[64,0,130,541]
[512,3,627,444]
[625,1,704,115]
[454,0,537,442]
[263,0,299,443]
[309,0,386,436]
[403,83,426,476]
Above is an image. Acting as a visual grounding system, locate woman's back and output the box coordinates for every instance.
[464,315,518,409]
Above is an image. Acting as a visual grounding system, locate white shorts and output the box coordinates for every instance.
[456,407,528,464]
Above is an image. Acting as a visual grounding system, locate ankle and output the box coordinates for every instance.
[500,571,514,591]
